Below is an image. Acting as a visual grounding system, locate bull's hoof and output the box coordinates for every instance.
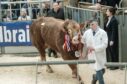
[46,68,54,73]
[79,80,84,84]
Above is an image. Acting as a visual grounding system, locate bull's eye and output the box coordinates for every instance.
[68,29,72,34]
[68,29,73,38]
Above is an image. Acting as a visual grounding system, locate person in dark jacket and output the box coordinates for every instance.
[104,8,119,70]
[47,2,64,58]
[47,2,64,20]
[98,0,108,5]
[105,0,120,7]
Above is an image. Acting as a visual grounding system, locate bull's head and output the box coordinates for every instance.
[63,19,80,38]
[62,19,84,53]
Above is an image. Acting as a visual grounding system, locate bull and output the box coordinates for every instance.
[30,17,84,82]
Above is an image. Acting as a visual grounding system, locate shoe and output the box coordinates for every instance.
[110,67,119,70]
[102,68,105,74]
[91,74,97,84]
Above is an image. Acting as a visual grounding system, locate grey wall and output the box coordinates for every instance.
[118,14,127,62]
[122,0,127,7]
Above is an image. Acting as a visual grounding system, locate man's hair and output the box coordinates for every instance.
[91,20,98,25]
[21,8,27,13]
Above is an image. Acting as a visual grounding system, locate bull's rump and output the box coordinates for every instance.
[30,17,65,52]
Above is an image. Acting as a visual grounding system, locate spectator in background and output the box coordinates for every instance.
[106,0,120,7]
[81,0,98,4]
[18,8,31,21]
[47,2,64,20]
[46,2,64,58]
[79,0,86,2]
[53,0,56,2]
[2,9,12,22]
[98,0,108,5]
[104,8,119,70]
[32,4,40,19]
[41,2,50,17]
[1,1,8,9]
[11,0,20,20]
[57,1,63,8]
[98,0,120,7]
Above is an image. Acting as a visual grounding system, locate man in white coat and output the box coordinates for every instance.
[82,20,108,84]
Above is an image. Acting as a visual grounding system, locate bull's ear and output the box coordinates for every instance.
[63,19,69,31]
[80,23,85,29]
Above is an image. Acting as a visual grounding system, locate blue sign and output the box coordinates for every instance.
[0,21,32,46]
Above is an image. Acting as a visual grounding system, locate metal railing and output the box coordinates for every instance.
[105,62,127,84]
[64,5,104,28]
[0,59,95,84]
[0,0,51,21]
[0,59,127,84]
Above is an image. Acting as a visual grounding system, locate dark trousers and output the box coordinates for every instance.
[106,45,119,62]
[48,48,57,57]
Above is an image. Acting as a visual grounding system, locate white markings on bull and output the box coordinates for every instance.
[41,23,45,26]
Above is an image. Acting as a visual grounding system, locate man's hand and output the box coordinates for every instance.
[88,46,95,54]
[110,41,114,46]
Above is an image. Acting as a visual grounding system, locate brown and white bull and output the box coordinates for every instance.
[30,17,84,81]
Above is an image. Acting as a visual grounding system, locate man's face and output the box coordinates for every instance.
[90,22,97,31]
[53,3,59,12]
[106,9,111,17]
[21,11,27,17]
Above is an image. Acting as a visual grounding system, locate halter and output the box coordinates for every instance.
[63,33,71,52]
[63,30,84,58]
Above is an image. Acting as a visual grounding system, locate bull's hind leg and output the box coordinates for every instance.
[37,46,53,73]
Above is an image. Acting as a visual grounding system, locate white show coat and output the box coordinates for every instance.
[82,28,108,71]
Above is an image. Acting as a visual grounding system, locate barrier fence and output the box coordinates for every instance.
[65,5,98,22]
[105,62,127,84]
[64,5,104,28]
[0,60,95,84]
[0,59,127,84]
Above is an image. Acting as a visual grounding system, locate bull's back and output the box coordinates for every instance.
[41,17,65,50]
[30,17,65,51]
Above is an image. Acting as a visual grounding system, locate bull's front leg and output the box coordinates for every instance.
[69,64,84,84]
[62,54,84,83]
[68,64,78,78]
